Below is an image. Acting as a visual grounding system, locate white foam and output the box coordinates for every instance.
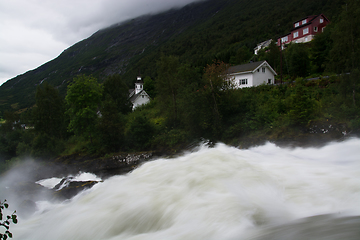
[72,172,102,182]
[36,177,62,189]
[14,138,360,240]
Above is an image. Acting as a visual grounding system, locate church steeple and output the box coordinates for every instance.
[129,73,150,110]
[135,75,143,94]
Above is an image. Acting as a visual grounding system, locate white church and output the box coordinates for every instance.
[128,76,151,110]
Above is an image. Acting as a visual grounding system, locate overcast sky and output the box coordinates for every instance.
[0,0,204,86]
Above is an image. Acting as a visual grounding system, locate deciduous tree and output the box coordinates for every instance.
[0,112,22,161]
[328,0,360,107]
[65,75,102,143]
[143,76,155,98]
[33,82,67,138]
[102,75,132,115]
[155,55,183,126]
[310,25,333,74]
[202,61,233,137]
[285,43,310,77]
[328,0,360,73]
[97,75,130,152]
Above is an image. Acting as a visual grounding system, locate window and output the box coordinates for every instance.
[262,67,265,73]
[293,31,298,38]
[239,79,248,85]
[302,19,307,24]
[295,22,299,27]
[282,36,288,43]
[303,27,309,35]
[320,18,324,23]
[268,79,272,84]
[314,26,318,32]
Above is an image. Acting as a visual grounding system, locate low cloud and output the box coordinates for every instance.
[0,0,204,85]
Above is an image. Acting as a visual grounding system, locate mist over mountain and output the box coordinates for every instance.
[0,0,343,113]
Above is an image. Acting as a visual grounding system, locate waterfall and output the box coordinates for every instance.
[10,138,360,239]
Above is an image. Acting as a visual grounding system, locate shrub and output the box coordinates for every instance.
[0,200,17,240]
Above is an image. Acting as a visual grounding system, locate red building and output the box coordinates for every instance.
[277,14,330,48]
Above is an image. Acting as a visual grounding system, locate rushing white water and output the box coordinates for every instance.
[12,138,360,240]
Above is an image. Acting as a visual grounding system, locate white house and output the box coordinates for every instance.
[226,61,277,88]
[128,76,151,110]
[254,39,272,55]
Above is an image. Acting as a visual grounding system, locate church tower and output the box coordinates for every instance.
[129,74,150,110]
[135,76,143,94]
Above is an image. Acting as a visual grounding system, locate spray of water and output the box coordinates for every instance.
[9,138,360,239]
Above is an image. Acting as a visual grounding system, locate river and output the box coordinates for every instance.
[8,138,360,239]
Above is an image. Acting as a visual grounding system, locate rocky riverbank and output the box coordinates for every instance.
[0,151,156,217]
[236,120,356,149]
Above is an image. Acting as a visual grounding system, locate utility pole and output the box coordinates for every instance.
[277,23,283,85]
[280,39,283,85]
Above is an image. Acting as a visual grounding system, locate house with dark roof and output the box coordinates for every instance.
[128,76,150,110]
[277,14,330,48]
[226,61,277,88]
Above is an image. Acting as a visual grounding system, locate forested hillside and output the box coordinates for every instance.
[0,0,344,114]
[1,0,360,170]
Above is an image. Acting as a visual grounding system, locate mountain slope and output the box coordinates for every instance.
[0,0,344,114]
[0,0,227,113]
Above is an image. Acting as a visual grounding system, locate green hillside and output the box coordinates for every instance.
[0,0,344,115]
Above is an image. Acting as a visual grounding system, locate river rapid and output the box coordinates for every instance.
[10,138,360,239]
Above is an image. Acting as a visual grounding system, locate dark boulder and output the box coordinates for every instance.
[52,181,99,200]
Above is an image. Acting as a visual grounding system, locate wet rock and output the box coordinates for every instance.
[53,176,74,191]
[44,152,154,179]
[307,121,350,138]
[53,181,99,200]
